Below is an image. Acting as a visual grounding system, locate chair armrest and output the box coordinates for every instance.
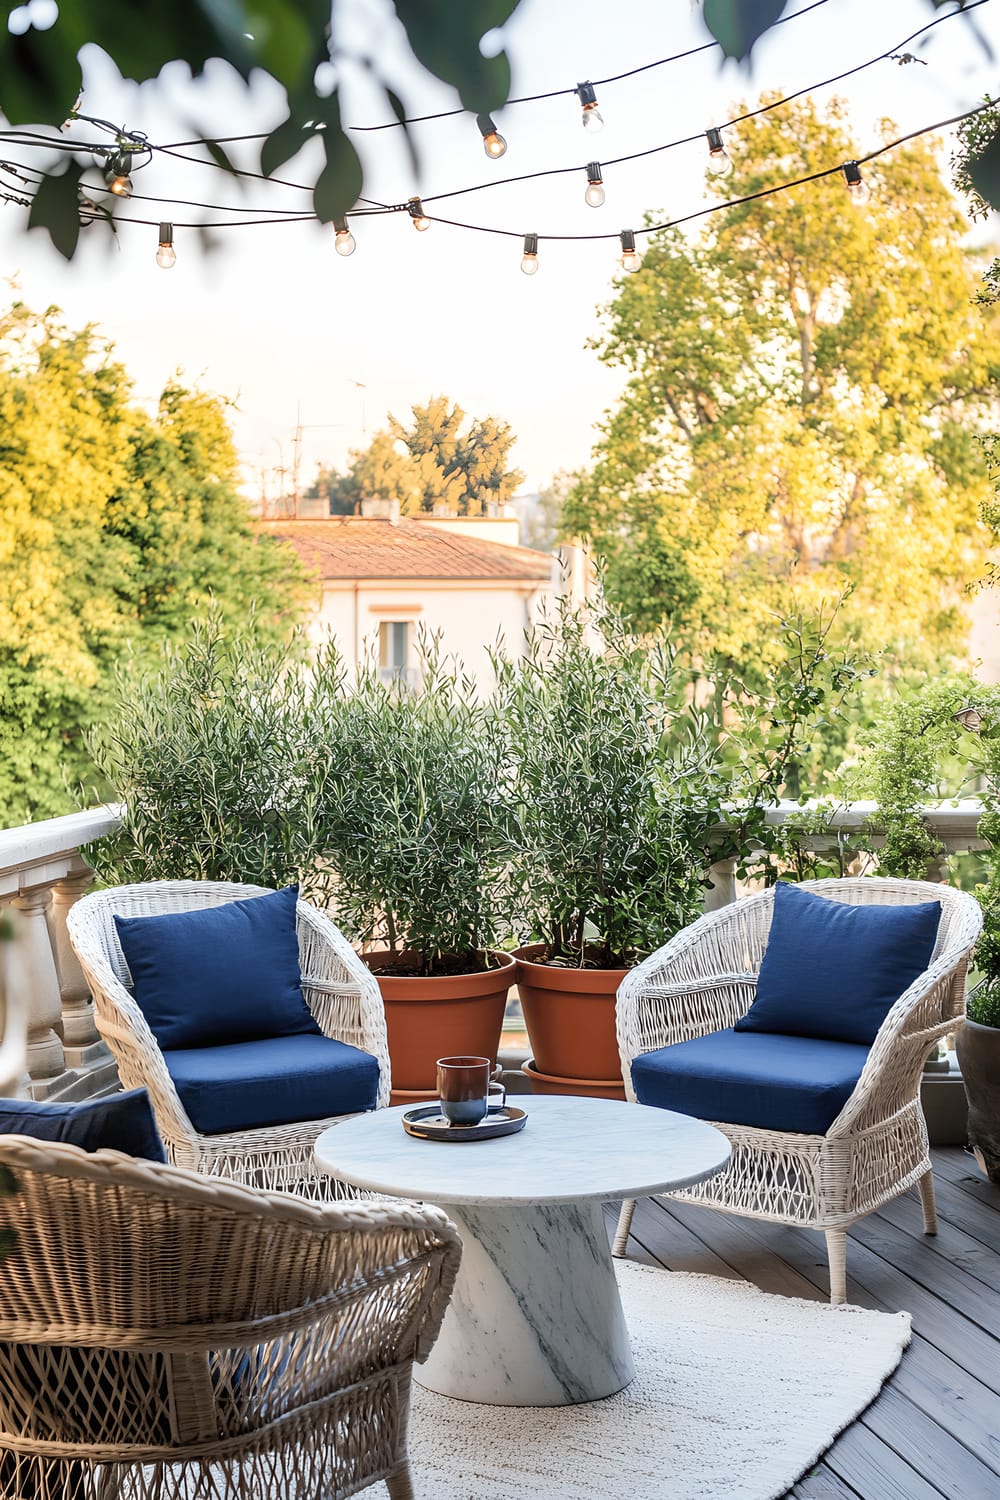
[67,938,200,1155]
[829,941,976,1138]
[297,902,391,1107]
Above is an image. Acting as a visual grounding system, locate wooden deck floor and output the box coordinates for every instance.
[604,1148,1000,1500]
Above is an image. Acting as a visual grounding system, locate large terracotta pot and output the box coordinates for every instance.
[956,1017,1000,1183]
[365,950,515,1101]
[514,945,629,1085]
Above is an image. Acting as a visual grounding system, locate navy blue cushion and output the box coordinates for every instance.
[631,1028,870,1135]
[162,1033,380,1134]
[735,881,942,1046]
[114,885,321,1050]
[0,1088,166,1162]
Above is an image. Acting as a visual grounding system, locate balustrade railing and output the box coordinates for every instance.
[0,800,988,1104]
[0,808,122,1100]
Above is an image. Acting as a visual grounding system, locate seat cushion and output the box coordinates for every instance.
[162,1033,380,1134]
[735,881,942,1046]
[631,1028,871,1135]
[114,884,321,1050]
[0,1088,166,1162]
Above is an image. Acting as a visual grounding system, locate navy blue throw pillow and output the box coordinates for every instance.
[0,1088,166,1161]
[114,885,321,1050]
[735,881,942,1046]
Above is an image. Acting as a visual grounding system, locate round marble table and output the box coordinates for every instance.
[314,1094,730,1407]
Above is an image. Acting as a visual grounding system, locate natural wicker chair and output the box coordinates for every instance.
[0,1133,460,1500]
[614,878,983,1304]
[67,882,391,1197]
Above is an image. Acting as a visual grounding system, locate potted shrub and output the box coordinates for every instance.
[493,600,721,1095]
[311,637,516,1101]
[958,872,1000,1182]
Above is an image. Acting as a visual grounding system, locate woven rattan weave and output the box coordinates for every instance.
[67,882,392,1198]
[614,878,982,1303]
[0,1135,460,1498]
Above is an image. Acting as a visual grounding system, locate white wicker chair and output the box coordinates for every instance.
[614,878,983,1304]
[67,882,391,1197]
[0,1134,460,1500]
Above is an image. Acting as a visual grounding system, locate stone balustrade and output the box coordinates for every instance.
[0,807,122,1100]
[0,799,988,1104]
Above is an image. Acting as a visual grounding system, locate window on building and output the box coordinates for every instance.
[379,621,410,683]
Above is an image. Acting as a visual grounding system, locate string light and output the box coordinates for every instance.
[407,195,430,230]
[520,232,539,275]
[619,229,641,274]
[584,162,605,208]
[334,215,356,255]
[155,221,175,268]
[4,93,998,276]
[842,160,871,205]
[705,127,733,177]
[476,114,507,159]
[104,149,133,197]
[576,81,604,132]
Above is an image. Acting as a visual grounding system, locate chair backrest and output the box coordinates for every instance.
[0,1135,460,1447]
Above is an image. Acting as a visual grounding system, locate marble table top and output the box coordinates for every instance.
[314,1095,731,1206]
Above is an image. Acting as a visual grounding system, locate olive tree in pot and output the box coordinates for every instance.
[311,637,516,1101]
[959,867,1000,1182]
[493,599,722,1096]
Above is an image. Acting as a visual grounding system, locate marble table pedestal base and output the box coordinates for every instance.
[416,1199,635,1406]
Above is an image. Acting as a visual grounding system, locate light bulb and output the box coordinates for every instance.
[521,232,539,276]
[577,81,603,132]
[619,229,641,274]
[105,149,133,198]
[585,162,605,208]
[477,113,507,159]
[155,222,175,268]
[843,161,871,206]
[407,196,430,231]
[334,217,356,256]
[705,127,733,177]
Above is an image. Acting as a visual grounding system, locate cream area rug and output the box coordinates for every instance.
[397,1261,911,1500]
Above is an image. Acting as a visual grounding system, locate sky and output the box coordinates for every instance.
[2,0,999,502]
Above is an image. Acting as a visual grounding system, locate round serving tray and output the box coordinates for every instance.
[401,1103,528,1142]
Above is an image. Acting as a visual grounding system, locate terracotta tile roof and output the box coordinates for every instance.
[260,518,553,583]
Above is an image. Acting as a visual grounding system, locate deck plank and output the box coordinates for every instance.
[606,1146,1000,1500]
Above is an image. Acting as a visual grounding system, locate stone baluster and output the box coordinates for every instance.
[47,860,103,1063]
[6,884,66,1091]
[705,857,737,911]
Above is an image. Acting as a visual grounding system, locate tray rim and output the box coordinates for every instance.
[401,1102,528,1142]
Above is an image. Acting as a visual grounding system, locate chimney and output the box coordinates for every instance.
[360,497,401,524]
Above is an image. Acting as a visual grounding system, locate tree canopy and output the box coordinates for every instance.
[0,301,305,824]
[309,396,524,517]
[563,96,1000,684]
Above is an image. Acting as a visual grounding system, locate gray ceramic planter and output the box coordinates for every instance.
[955,1017,1000,1184]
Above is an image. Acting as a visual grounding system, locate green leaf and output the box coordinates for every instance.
[393,0,516,115]
[27,161,83,260]
[387,86,420,182]
[261,114,308,178]
[313,102,362,222]
[968,124,1000,215]
[702,0,789,61]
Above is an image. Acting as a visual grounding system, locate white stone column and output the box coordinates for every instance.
[705,856,737,911]
[47,861,103,1059]
[6,885,66,1085]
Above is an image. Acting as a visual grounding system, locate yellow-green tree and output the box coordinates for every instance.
[564,97,1000,683]
[312,396,524,517]
[0,302,305,824]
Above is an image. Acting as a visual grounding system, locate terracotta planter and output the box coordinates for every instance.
[521,1057,626,1101]
[956,1017,1000,1183]
[365,950,515,1101]
[514,945,629,1085]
